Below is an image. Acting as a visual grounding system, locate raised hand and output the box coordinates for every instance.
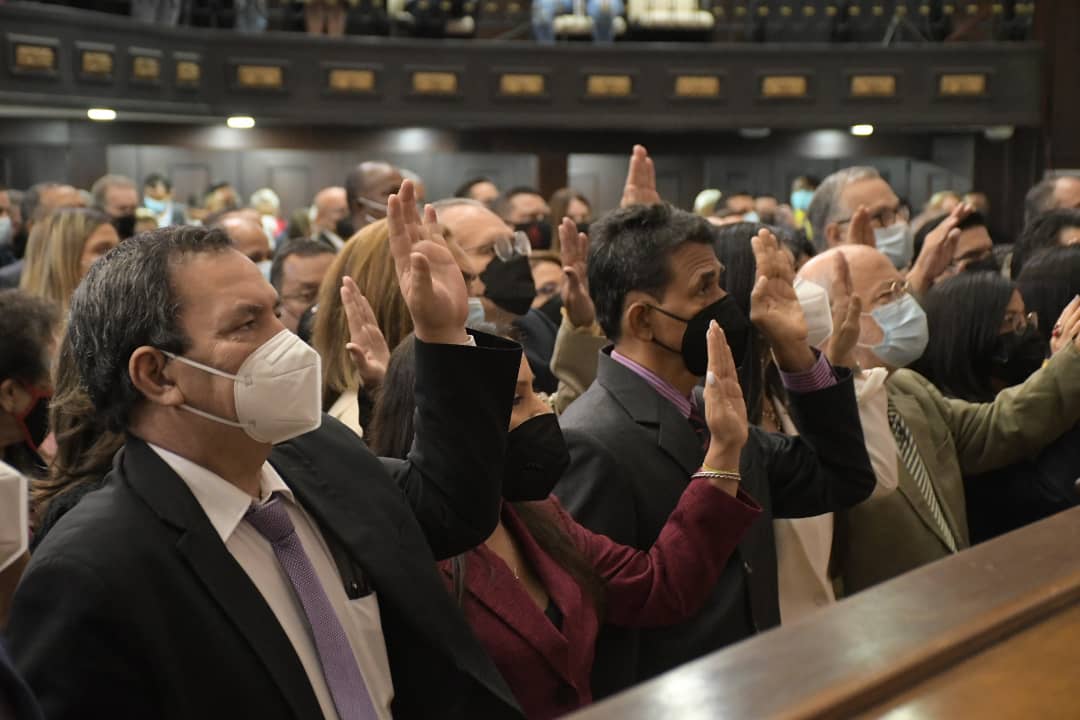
[702,320,748,495]
[907,202,972,294]
[750,228,814,372]
[559,217,595,328]
[387,179,469,345]
[1052,295,1080,356]
[823,252,863,369]
[340,276,390,388]
[620,144,662,208]
[845,205,875,247]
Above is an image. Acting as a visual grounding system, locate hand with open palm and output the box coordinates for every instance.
[387,179,469,345]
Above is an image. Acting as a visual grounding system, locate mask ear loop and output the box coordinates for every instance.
[158,350,253,429]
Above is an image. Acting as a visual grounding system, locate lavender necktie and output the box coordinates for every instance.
[246,495,379,720]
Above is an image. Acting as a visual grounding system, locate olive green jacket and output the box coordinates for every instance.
[837,343,1080,595]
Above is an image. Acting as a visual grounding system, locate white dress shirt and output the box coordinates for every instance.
[149,444,394,719]
[773,367,900,623]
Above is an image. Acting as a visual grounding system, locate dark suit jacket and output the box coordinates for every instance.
[6,334,525,720]
[441,482,759,719]
[514,307,559,394]
[553,349,875,697]
[0,641,41,720]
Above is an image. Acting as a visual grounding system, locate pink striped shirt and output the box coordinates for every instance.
[611,349,837,420]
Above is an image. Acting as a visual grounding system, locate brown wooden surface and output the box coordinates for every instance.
[570,506,1080,720]
[860,603,1080,719]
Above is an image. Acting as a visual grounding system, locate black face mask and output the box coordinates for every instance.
[648,295,752,377]
[538,294,563,327]
[990,325,1046,388]
[502,413,571,501]
[480,255,537,316]
[334,218,355,240]
[15,388,50,453]
[516,220,553,251]
[112,214,137,240]
[964,256,1002,274]
[576,222,590,236]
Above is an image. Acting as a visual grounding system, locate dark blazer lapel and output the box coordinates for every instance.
[272,436,522,713]
[596,351,702,477]
[121,437,323,720]
[886,392,958,550]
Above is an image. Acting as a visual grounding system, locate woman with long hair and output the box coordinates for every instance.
[311,220,407,437]
[19,208,118,314]
[914,269,1080,542]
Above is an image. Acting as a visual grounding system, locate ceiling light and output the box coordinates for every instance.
[87,108,117,121]
[739,127,771,139]
[226,115,255,129]
[984,125,1014,141]
[850,124,874,137]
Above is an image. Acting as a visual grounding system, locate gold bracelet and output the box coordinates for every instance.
[700,464,740,476]
[693,469,741,483]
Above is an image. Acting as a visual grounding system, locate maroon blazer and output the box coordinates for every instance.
[440,479,761,719]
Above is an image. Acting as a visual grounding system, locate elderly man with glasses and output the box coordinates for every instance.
[433,198,561,393]
[797,243,1080,595]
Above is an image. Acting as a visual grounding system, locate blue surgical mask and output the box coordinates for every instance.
[874,222,914,269]
[144,197,168,214]
[743,211,760,223]
[0,216,11,248]
[256,259,272,281]
[466,296,486,328]
[791,189,814,212]
[861,294,928,368]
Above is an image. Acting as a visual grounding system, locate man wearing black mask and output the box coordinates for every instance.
[435,198,560,393]
[497,187,554,252]
[90,174,139,241]
[552,145,876,699]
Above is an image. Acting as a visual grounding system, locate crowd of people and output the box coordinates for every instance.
[1,145,1079,719]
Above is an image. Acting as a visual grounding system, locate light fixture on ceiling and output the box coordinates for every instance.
[850,124,874,137]
[226,115,256,129]
[984,125,1015,141]
[87,108,117,121]
[738,127,772,139]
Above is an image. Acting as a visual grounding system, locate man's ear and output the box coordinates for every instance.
[129,347,185,408]
[825,222,842,248]
[624,296,655,343]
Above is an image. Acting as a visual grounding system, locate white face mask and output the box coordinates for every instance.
[0,464,28,573]
[256,259,272,281]
[874,221,914,269]
[0,216,12,248]
[794,277,833,347]
[466,296,486,328]
[162,329,323,444]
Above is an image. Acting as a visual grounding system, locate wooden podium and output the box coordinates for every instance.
[571,506,1080,718]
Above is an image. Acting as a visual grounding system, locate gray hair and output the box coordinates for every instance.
[430,197,487,220]
[90,174,136,211]
[1024,174,1080,226]
[807,166,881,251]
[67,225,232,432]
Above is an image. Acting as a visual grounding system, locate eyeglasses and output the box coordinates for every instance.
[1001,311,1038,335]
[466,231,531,262]
[870,279,912,307]
[835,204,910,230]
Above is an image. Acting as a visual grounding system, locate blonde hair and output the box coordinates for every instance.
[312,219,413,404]
[19,207,111,313]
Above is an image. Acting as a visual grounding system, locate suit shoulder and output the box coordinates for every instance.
[887,368,934,394]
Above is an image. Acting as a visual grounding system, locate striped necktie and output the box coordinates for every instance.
[887,401,958,554]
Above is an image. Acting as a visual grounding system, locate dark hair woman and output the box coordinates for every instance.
[369,326,761,720]
[914,271,1079,543]
[1016,244,1080,349]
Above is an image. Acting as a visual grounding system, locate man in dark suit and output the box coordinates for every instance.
[553,147,876,697]
[5,181,525,720]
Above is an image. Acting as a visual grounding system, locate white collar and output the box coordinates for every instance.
[147,443,294,542]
